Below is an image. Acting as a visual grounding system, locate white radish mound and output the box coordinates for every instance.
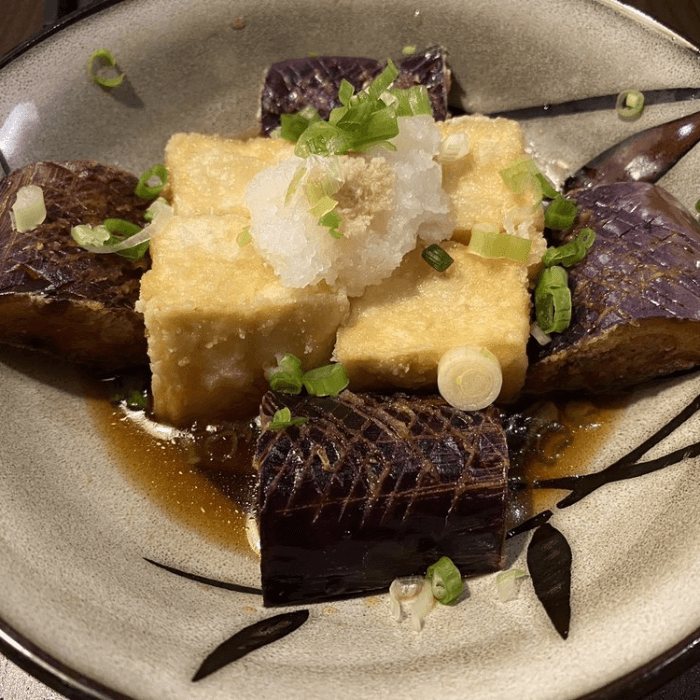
[245,115,454,297]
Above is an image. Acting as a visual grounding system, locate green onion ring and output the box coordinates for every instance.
[135,164,168,200]
[88,48,124,88]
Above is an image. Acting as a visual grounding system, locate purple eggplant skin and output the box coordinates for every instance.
[259,46,451,136]
[0,161,150,371]
[564,108,700,193]
[526,181,700,394]
[255,390,509,607]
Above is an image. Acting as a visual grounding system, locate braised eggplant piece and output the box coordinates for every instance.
[564,108,700,193]
[255,390,508,606]
[0,161,150,370]
[259,45,450,136]
[526,181,700,393]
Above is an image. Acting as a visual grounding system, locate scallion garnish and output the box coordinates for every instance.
[544,194,578,230]
[319,210,343,238]
[135,164,168,200]
[530,321,552,346]
[402,45,417,55]
[496,568,528,602]
[268,407,308,431]
[542,227,596,267]
[616,89,645,120]
[144,197,172,223]
[265,354,350,396]
[534,265,572,334]
[236,226,252,247]
[385,85,432,118]
[426,556,463,605]
[71,219,150,260]
[87,48,124,88]
[499,158,542,196]
[280,107,322,143]
[103,218,150,260]
[302,362,349,396]
[288,60,431,158]
[467,226,532,263]
[10,185,46,233]
[265,353,304,394]
[421,243,453,271]
[437,345,503,411]
[125,389,148,411]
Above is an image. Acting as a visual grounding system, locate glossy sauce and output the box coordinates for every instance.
[85,375,629,552]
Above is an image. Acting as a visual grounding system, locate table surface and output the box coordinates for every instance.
[3,1,700,699]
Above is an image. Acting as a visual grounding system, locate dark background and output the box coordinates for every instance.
[2,1,700,699]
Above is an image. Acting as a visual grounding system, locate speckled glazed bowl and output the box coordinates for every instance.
[3,1,700,699]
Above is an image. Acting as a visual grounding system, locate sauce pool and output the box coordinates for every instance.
[84,374,628,552]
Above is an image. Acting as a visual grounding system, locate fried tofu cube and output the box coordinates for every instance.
[138,214,349,426]
[165,133,295,217]
[333,241,530,402]
[438,115,546,268]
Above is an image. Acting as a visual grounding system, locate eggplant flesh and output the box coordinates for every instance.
[527,181,700,394]
[255,390,508,606]
[0,161,150,370]
[259,45,451,136]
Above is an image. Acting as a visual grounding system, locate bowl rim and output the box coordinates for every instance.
[2,1,700,699]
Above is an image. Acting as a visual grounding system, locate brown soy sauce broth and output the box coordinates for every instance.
[86,369,627,552]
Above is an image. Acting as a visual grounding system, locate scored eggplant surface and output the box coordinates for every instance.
[527,181,700,393]
[255,390,508,606]
[0,161,149,370]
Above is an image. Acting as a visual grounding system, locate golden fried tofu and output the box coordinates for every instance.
[165,133,295,217]
[333,241,530,402]
[138,214,349,425]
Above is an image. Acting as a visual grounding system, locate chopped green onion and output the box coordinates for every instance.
[468,227,532,263]
[280,107,321,143]
[125,389,148,411]
[535,173,559,200]
[426,556,463,605]
[402,45,417,55]
[103,218,149,260]
[534,265,572,334]
[544,194,578,230]
[71,223,111,248]
[295,120,356,157]
[290,59,432,157]
[268,407,308,431]
[308,194,338,219]
[422,243,453,271]
[337,79,355,106]
[144,197,172,223]
[542,227,596,267]
[616,89,645,120]
[103,218,141,237]
[530,321,552,346]
[437,345,503,411]
[88,48,124,88]
[285,166,308,203]
[319,209,343,238]
[71,219,150,260]
[496,568,528,602]
[385,85,432,117]
[389,576,435,631]
[499,158,541,195]
[302,362,349,396]
[10,185,46,232]
[135,164,168,200]
[265,353,304,393]
[438,132,470,163]
[237,226,252,247]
